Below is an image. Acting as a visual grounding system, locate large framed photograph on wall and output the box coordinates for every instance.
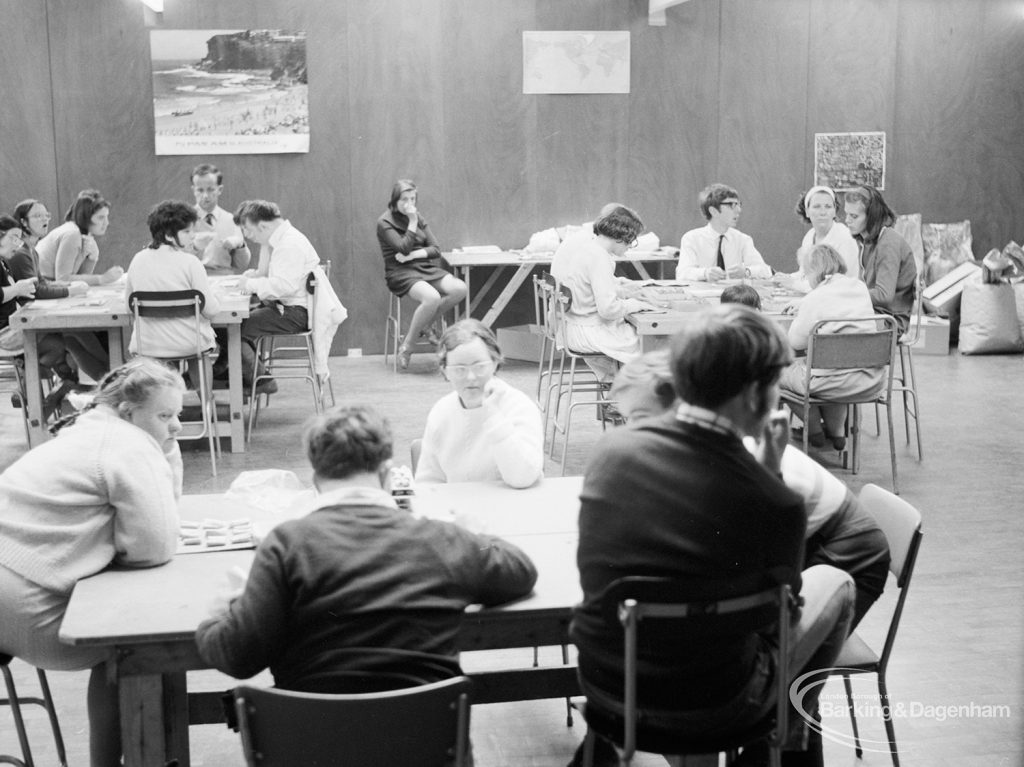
[151,29,309,155]
[814,131,886,190]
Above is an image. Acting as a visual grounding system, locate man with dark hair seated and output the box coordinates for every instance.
[570,304,854,767]
[195,404,538,690]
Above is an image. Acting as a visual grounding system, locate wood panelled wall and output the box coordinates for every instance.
[2,0,1022,353]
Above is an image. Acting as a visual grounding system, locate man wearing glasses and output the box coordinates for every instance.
[676,183,772,282]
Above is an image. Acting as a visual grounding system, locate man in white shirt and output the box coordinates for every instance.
[191,163,251,275]
[676,183,772,282]
[235,200,321,392]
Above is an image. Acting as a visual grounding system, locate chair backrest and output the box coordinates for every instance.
[128,290,206,356]
[538,274,561,343]
[234,675,472,767]
[596,577,792,759]
[856,484,923,668]
[410,438,423,474]
[550,284,574,349]
[806,315,897,371]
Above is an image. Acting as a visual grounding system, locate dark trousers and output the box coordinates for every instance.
[239,303,308,384]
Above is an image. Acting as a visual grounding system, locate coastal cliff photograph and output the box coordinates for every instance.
[150,28,309,155]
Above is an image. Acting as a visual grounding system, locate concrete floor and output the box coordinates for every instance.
[1,350,1022,766]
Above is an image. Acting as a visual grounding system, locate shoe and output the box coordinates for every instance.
[397,346,412,371]
[807,430,827,449]
[822,426,846,451]
[10,393,22,409]
[253,379,278,396]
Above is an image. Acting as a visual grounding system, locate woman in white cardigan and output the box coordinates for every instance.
[779,244,885,450]
[416,319,544,488]
[0,358,183,766]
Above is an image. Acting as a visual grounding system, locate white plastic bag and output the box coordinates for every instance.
[959,277,1024,355]
[225,470,315,515]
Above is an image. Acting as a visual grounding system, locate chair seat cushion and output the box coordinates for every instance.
[833,631,879,671]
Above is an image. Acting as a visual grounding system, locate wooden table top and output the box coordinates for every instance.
[60,477,585,648]
[13,276,250,329]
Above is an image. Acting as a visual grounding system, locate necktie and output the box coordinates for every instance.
[716,234,725,270]
[205,213,215,226]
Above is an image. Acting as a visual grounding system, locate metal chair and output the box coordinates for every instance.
[830,483,923,767]
[0,653,68,767]
[781,315,900,493]
[532,273,556,403]
[383,292,441,372]
[248,263,335,439]
[545,281,620,475]
[128,289,220,476]
[0,350,30,445]
[233,675,472,766]
[887,280,924,460]
[579,579,794,767]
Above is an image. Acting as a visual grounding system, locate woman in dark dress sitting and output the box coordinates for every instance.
[376,179,467,370]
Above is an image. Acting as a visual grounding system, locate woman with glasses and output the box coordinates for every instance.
[416,319,543,488]
[0,217,40,352]
[550,204,654,381]
[844,185,917,335]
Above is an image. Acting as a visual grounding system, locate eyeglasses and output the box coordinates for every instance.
[720,201,742,210]
[445,361,494,379]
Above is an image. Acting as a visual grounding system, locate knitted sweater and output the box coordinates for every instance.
[416,378,544,489]
[0,408,182,593]
[196,487,538,687]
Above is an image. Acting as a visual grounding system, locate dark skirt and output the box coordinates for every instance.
[386,259,451,297]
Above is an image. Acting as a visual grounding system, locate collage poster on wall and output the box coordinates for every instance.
[150,29,309,155]
[814,131,886,190]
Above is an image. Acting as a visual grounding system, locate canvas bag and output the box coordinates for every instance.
[959,276,1024,354]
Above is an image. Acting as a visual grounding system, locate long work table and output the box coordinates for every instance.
[627,279,801,351]
[12,276,251,452]
[59,476,586,767]
[444,248,678,328]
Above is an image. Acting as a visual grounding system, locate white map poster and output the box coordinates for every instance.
[814,131,886,190]
[151,29,309,155]
[523,31,630,94]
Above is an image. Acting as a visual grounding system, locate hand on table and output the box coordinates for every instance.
[705,266,726,282]
[10,277,37,299]
[616,278,645,298]
[725,264,748,280]
[207,566,248,619]
[624,298,658,313]
[67,281,89,297]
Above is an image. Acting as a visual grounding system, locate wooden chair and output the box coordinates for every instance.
[579,579,794,767]
[0,653,68,767]
[128,289,220,476]
[830,483,923,767]
[781,315,900,493]
[248,263,336,439]
[233,675,472,766]
[545,281,619,475]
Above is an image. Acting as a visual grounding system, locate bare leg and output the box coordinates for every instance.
[63,332,109,383]
[88,663,122,767]
[436,274,468,318]
[820,404,847,438]
[403,281,443,354]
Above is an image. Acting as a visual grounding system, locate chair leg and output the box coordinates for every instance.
[562,644,574,727]
[35,670,66,767]
[901,346,923,460]
[1,663,34,767]
[878,676,900,767]
[886,400,898,495]
[842,673,862,759]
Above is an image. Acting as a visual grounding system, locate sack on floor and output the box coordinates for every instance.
[959,277,1024,355]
